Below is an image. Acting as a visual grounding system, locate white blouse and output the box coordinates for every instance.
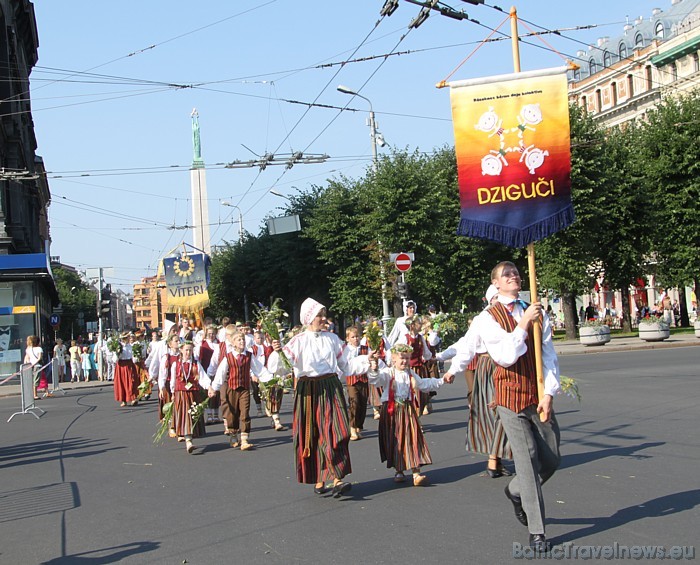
[368,366,444,403]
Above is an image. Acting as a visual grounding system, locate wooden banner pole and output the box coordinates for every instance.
[510,6,546,420]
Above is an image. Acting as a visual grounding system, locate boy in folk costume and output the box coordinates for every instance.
[396,316,433,416]
[270,298,370,498]
[252,330,287,431]
[444,262,561,552]
[208,326,276,451]
[249,329,266,418]
[368,344,450,486]
[158,334,181,437]
[359,323,390,421]
[344,326,370,441]
[195,325,219,424]
[171,342,210,454]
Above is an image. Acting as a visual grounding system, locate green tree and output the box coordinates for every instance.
[636,91,700,326]
[53,266,98,341]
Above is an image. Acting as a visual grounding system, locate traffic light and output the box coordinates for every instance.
[397,281,408,299]
[100,284,111,315]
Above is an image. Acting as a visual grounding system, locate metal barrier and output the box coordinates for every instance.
[7,363,45,422]
[44,357,66,397]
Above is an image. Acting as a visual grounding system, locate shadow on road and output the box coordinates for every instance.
[549,489,700,544]
[0,438,123,470]
[0,481,79,523]
[40,541,160,565]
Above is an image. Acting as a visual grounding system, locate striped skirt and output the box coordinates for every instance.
[173,389,206,438]
[114,360,139,403]
[379,401,432,472]
[466,354,512,459]
[293,374,352,484]
[264,385,284,414]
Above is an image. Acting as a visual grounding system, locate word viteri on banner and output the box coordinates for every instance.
[448,66,574,248]
[162,253,211,313]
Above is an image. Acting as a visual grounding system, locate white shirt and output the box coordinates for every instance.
[210,344,274,391]
[386,316,409,347]
[170,359,210,392]
[368,366,444,403]
[449,296,560,397]
[274,330,369,381]
[147,339,168,380]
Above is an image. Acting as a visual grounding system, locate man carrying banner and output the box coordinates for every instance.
[444,261,560,552]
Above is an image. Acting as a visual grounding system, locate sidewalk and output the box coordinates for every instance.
[1,334,698,399]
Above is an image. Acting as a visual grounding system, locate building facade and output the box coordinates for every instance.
[568,0,700,127]
[133,275,167,331]
[0,1,58,377]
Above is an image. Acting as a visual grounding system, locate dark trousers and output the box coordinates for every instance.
[347,381,369,429]
[251,380,262,406]
[224,386,251,434]
[497,405,560,535]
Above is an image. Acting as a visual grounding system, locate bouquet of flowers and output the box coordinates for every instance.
[363,320,383,351]
[131,341,143,362]
[153,402,174,443]
[559,376,581,402]
[258,375,294,402]
[254,298,292,371]
[188,398,210,427]
[106,334,122,356]
[431,313,457,339]
[137,378,152,400]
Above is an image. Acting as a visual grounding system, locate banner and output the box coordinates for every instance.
[449,66,573,248]
[162,253,210,313]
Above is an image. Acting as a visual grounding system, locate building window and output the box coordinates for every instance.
[646,66,653,89]
[670,62,678,81]
[694,53,700,73]
[611,82,618,106]
[635,33,644,49]
[655,22,664,39]
[595,89,602,111]
[589,58,597,75]
[573,69,580,81]
[603,51,612,68]
[628,74,634,97]
[619,42,628,60]
[581,95,587,113]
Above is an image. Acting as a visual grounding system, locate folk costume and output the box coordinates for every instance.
[396,330,433,415]
[211,343,274,450]
[113,341,139,406]
[170,356,208,452]
[275,298,370,489]
[368,359,445,485]
[360,335,389,420]
[450,294,561,542]
[253,340,287,431]
[344,341,373,440]
[158,345,180,436]
[195,336,219,423]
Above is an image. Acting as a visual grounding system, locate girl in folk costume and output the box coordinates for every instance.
[113,332,140,407]
[270,298,370,498]
[249,329,266,418]
[195,325,219,424]
[368,344,450,486]
[131,332,151,400]
[209,326,275,451]
[158,334,181,437]
[253,330,287,431]
[396,316,433,416]
[359,324,390,421]
[422,317,441,415]
[171,342,210,453]
[147,321,178,392]
[344,326,371,441]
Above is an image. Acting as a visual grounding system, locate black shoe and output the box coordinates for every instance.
[529,533,550,553]
[313,484,328,495]
[498,466,513,477]
[331,481,352,498]
[486,467,503,478]
[505,486,528,526]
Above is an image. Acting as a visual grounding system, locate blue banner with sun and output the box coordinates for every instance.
[162,253,210,313]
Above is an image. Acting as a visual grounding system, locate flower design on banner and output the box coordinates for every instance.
[173,255,195,277]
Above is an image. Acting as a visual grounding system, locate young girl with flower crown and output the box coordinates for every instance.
[171,342,209,454]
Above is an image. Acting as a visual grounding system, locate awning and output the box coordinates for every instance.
[651,36,700,66]
[0,253,59,304]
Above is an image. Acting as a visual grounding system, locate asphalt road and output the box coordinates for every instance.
[0,347,698,564]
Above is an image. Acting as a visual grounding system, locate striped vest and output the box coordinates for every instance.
[488,302,539,413]
[226,350,252,389]
[406,333,424,368]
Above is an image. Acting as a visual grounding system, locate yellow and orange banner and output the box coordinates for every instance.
[448,66,573,248]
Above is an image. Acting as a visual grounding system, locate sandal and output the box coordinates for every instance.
[393,472,406,483]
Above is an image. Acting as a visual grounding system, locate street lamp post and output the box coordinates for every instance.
[220,200,248,322]
[337,85,391,323]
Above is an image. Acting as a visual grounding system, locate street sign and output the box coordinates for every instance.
[50,313,61,328]
[394,252,413,272]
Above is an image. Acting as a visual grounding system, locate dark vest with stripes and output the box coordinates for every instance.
[225,350,252,390]
[488,302,539,413]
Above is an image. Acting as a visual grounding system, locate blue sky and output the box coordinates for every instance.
[32,0,678,291]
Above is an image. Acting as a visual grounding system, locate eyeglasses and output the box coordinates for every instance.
[500,267,520,280]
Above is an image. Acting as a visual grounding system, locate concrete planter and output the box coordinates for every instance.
[638,321,670,342]
[694,320,700,338]
[579,325,611,346]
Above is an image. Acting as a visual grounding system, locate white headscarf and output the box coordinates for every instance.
[485,284,499,303]
[163,319,175,336]
[300,298,325,326]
